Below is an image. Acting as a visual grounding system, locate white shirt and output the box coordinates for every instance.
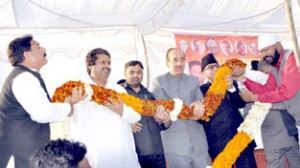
[12,71,71,123]
[69,83,141,168]
[244,69,268,85]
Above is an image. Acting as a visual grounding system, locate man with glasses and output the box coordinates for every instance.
[151,48,211,168]
[200,53,257,167]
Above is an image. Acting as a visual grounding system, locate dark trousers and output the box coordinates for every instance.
[0,145,29,168]
[208,130,257,168]
[0,134,49,168]
[138,154,166,168]
[0,144,11,168]
[235,146,257,168]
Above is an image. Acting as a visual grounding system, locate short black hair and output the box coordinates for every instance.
[7,35,33,66]
[86,48,110,75]
[124,60,144,72]
[29,139,87,168]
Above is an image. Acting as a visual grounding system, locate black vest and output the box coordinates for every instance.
[0,66,50,155]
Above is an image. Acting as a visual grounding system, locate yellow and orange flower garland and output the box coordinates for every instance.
[51,58,253,167]
[202,65,231,119]
[52,58,246,122]
[52,81,198,120]
[210,102,271,168]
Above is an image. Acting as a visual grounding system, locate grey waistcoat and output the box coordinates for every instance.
[279,50,300,126]
[261,51,298,150]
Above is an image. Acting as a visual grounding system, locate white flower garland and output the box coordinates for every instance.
[206,101,271,168]
[80,83,93,103]
[238,102,271,138]
[170,98,183,121]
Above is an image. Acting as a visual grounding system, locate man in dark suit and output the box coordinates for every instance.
[200,53,257,167]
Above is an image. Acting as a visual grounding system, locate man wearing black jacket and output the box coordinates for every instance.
[199,53,257,167]
[122,60,170,168]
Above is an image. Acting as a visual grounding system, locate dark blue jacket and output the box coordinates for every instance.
[200,81,256,162]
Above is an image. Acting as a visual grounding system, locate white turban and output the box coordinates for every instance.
[258,34,280,50]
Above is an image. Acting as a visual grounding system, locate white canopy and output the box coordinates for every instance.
[1,0,300,93]
[1,0,300,35]
[1,1,300,159]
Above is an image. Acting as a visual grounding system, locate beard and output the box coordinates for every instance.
[264,49,280,66]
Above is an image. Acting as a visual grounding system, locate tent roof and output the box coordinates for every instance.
[1,0,300,35]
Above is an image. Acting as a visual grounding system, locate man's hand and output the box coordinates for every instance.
[104,97,124,116]
[154,105,171,126]
[231,65,246,78]
[239,89,258,102]
[64,87,87,104]
[131,122,142,133]
[65,87,87,117]
[233,75,247,83]
[154,105,166,122]
[225,74,233,90]
[189,100,204,119]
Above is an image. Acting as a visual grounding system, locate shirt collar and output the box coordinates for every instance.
[124,83,147,93]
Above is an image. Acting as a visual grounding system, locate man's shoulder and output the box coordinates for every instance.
[200,82,210,89]
[284,49,293,54]
[107,83,126,93]
[283,49,294,60]
[140,84,149,91]
[184,73,198,80]
[140,85,155,99]
[155,73,168,79]
[183,74,199,84]
[154,73,168,83]
[200,82,210,93]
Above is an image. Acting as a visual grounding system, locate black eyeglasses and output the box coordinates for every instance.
[204,64,219,71]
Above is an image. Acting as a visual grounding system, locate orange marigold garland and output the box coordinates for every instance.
[202,59,246,120]
[52,81,195,120]
[52,58,268,168]
[51,80,86,103]
[211,132,252,168]
[90,84,120,104]
[51,58,246,122]
[202,66,232,119]
[209,102,271,168]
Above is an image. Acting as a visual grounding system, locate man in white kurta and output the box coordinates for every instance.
[68,48,141,168]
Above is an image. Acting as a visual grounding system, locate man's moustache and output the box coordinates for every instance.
[264,56,273,64]
[103,67,111,71]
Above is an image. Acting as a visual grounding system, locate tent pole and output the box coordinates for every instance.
[141,35,150,88]
[285,0,300,70]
